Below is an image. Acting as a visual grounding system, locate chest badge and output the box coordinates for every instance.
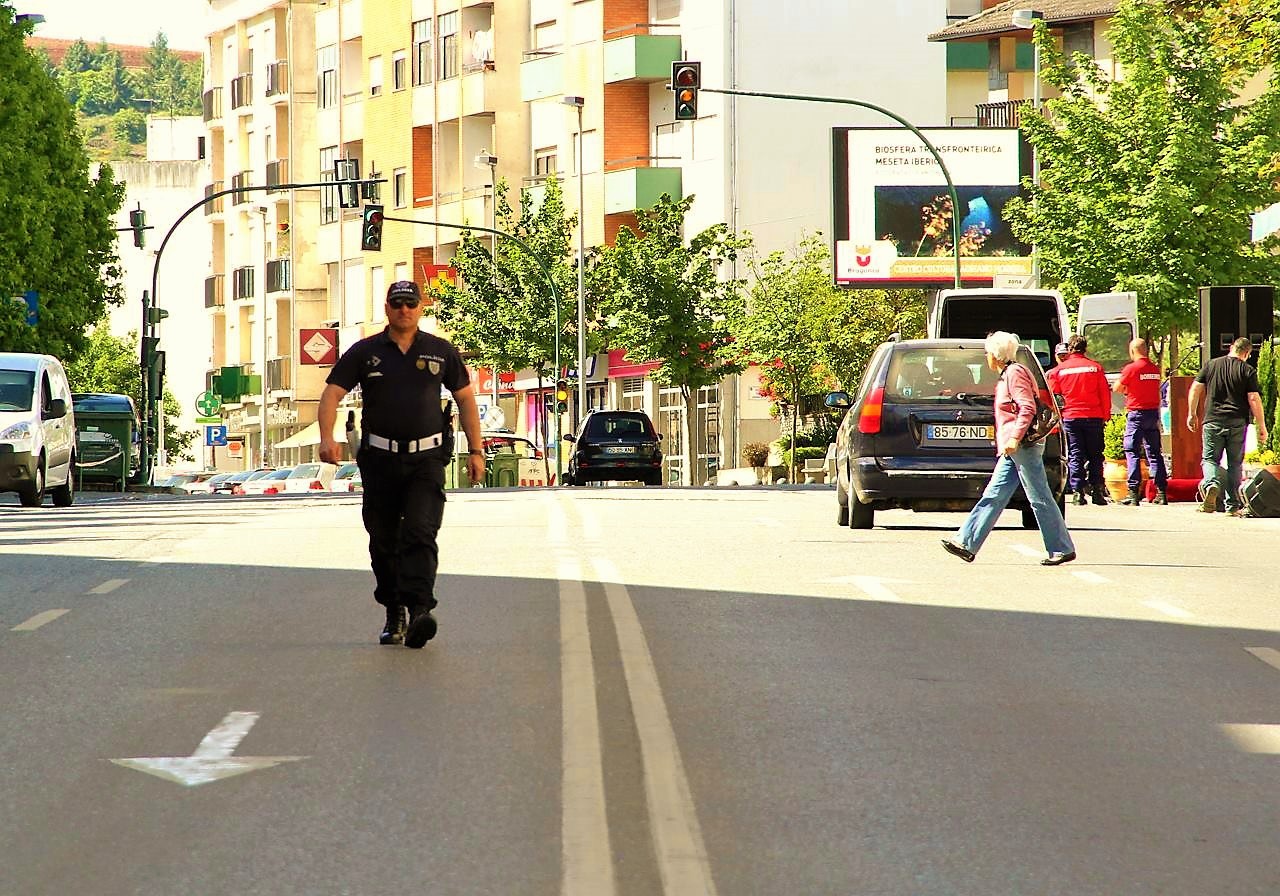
[427,360,441,375]
[416,359,426,370]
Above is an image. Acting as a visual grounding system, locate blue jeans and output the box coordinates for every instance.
[1124,409,1168,493]
[1200,420,1247,512]
[956,442,1075,557]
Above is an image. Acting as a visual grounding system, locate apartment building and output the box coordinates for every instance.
[202,0,946,481]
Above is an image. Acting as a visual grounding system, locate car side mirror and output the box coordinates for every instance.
[48,398,68,419]
[656,433,663,441]
[563,433,576,442]
[824,391,852,410]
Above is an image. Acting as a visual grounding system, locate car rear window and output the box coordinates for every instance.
[585,414,654,438]
[884,348,997,401]
[290,464,320,478]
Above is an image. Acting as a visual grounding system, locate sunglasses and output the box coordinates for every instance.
[388,296,420,309]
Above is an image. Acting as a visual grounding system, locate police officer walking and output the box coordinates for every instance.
[1046,334,1112,506]
[1114,337,1168,505]
[318,280,486,648]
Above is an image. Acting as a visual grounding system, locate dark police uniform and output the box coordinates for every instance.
[326,328,469,616]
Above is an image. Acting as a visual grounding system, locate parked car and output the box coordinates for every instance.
[330,462,362,493]
[214,468,271,494]
[232,468,280,495]
[481,431,542,460]
[825,338,1066,530]
[0,352,76,507]
[284,462,337,493]
[563,410,663,486]
[167,471,220,494]
[239,467,294,495]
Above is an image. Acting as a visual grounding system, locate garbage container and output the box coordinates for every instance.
[444,452,475,489]
[71,393,140,490]
[487,453,519,488]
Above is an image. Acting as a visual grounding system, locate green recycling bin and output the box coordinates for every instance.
[444,452,475,489]
[71,393,140,490]
[486,453,519,488]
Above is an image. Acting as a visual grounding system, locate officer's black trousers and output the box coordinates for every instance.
[356,448,447,611]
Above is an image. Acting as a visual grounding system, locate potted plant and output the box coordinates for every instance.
[742,442,770,482]
[1102,413,1132,501]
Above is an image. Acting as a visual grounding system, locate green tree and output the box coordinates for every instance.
[0,7,125,357]
[594,194,750,485]
[111,108,146,144]
[136,32,201,115]
[819,288,928,391]
[1004,1,1280,355]
[735,234,841,481]
[431,177,582,471]
[63,327,196,462]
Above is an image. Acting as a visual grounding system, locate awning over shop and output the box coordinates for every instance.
[607,348,660,379]
[273,417,347,449]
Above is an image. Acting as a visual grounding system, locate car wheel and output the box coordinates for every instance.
[18,460,45,508]
[850,497,874,530]
[836,491,849,527]
[644,471,662,486]
[1021,506,1037,530]
[51,459,74,507]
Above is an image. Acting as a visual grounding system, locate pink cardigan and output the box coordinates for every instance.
[995,362,1037,452]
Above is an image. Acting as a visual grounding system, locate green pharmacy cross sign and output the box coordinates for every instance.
[195,391,221,417]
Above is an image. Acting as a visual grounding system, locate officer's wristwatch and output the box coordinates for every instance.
[468,449,485,456]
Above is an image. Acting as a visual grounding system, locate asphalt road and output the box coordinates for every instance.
[0,486,1276,895]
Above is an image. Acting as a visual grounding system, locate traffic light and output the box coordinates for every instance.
[361,204,384,251]
[672,61,701,122]
[129,207,146,248]
[555,378,569,414]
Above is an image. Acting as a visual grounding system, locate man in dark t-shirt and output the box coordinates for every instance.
[1187,337,1269,515]
[318,280,485,648]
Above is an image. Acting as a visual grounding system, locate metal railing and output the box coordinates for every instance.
[266,60,289,97]
[202,86,223,122]
[230,73,253,109]
[265,258,291,294]
[232,266,255,300]
[267,355,292,391]
[977,99,1028,128]
[231,170,252,205]
[266,159,288,192]
[203,181,224,215]
[204,274,225,308]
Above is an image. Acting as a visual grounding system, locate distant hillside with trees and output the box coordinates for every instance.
[27,33,202,161]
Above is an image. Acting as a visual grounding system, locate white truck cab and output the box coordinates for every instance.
[1075,291,1139,413]
[0,353,77,507]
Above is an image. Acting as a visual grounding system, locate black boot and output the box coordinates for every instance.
[379,605,407,646]
[1091,486,1108,506]
[1152,489,1168,505]
[404,605,438,649]
[1072,491,1088,506]
[1121,492,1140,506]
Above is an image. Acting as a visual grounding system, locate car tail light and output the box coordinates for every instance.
[264,486,279,495]
[858,386,885,434]
[232,486,245,495]
[309,480,324,490]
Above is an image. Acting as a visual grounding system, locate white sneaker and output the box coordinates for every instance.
[1199,482,1219,513]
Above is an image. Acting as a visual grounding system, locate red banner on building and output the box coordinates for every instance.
[299,328,339,365]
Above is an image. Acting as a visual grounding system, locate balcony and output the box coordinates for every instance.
[230,73,253,112]
[977,99,1028,128]
[231,170,252,205]
[603,30,681,84]
[232,265,255,300]
[204,274,225,308]
[267,356,293,393]
[265,60,289,101]
[604,161,681,215]
[459,62,498,117]
[520,49,563,102]
[266,258,291,294]
[266,159,289,193]
[202,86,223,123]
[204,181,225,216]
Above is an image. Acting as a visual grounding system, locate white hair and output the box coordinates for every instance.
[984,331,1021,363]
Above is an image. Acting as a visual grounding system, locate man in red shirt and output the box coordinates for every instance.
[1047,334,1113,505]
[1114,338,1168,505]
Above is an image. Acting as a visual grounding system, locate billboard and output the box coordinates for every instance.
[833,127,1033,288]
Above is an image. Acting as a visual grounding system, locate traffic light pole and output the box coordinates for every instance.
[140,177,381,482]
[380,213,566,485]
[697,86,963,290]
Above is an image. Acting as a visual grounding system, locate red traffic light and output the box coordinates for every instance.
[367,209,383,225]
[673,63,700,88]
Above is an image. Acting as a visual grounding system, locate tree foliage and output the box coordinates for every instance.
[0,6,125,357]
[1004,0,1280,343]
[63,327,196,461]
[594,194,750,483]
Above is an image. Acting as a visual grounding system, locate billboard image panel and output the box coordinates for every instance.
[833,128,1033,288]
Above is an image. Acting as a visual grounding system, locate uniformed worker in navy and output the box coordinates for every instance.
[318,280,485,648]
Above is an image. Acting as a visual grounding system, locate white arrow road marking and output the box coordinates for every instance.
[1245,647,1280,674]
[1143,600,1193,620]
[1071,571,1109,585]
[87,579,129,595]
[11,609,70,631]
[820,575,906,602]
[1219,723,1280,755]
[111,711,307,787]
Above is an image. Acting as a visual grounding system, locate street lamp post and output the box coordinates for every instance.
[562,95,587,426]
[1013,8,1044,288]
[474,151,500,416]
[255,205,271,468]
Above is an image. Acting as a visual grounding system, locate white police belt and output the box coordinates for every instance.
[366,432,443,454]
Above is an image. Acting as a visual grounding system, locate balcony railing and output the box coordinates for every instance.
[267,356,292,392]
[202,86,223,122]
[266,60,289,97]
[204,274,225,308]
[265,258,291,293]
[204,181,225,215]
[231,170,252,205]
[266,159,288,193]
[232,265,255,300]
[230,73,253,110]
[977,99,1028,128]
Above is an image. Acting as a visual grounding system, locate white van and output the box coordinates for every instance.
[928,287,1138,396]
[0,353,76,507]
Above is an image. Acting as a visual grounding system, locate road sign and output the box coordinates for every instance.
[195,416,222,425]
[195,391,221,416]
[205,425,229,447]
[300,328,338,365]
